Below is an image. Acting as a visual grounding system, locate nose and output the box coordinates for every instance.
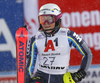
[44,21,49,25]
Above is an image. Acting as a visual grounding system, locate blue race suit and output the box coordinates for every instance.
[25,28,93,83]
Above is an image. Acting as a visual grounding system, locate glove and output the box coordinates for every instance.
[31,70,45,83]
[28,74,41,83]
[32,74,41,81]
[63,72,76,83]
[63,69,86,83]
[71,69,86,82]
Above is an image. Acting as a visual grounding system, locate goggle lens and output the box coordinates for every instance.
[39,15,56,24]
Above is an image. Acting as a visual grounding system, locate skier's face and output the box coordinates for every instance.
[41,22,55,33]
[39,15,56,33]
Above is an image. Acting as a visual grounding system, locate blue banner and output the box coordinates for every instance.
[0,0,24,72]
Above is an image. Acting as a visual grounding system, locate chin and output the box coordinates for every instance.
[46,30,52,33]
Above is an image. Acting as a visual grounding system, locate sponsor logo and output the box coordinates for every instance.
[62,10,100,28]
[18,41,24,72]
[73,32,82,42]
[52,9,54,12]
[19,30,24,38]
[38,35,42,38]
[42,53,60,56]
[40,64,65,70]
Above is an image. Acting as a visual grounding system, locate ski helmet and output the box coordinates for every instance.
[39,3,62,33]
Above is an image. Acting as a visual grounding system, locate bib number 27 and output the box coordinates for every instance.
[43,57,55,65]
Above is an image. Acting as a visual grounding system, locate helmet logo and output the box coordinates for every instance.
[43,11,46,14]
[52,9,54,12]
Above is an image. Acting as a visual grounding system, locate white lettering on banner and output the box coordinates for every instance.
[81,11,90,27]
[62,10,100,28]
[79,32,100,50]
[0,19,16,58]
[71,12,81,27]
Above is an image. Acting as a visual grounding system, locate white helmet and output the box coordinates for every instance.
[39,3,62,16]
[39,3,62,34]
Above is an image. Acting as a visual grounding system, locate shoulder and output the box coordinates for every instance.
[58,28,76,36]
[58,28,69,35]
[67,30,80,37]
[29,36,36,44]
[59,28,69,32]
[35,30,45,39]
[67,30,83,43]
[67,30,74,36]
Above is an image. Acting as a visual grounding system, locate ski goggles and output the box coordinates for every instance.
[39,15,57,24]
